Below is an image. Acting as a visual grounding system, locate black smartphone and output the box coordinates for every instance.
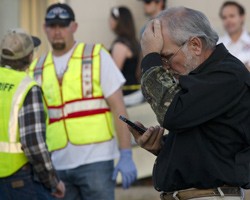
[119,115,146,134]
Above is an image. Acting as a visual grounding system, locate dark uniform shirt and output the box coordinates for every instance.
[141,44,250,192]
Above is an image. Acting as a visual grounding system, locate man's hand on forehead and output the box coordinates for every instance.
[141,19,164,57]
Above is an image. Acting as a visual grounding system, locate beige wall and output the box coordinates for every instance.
[68,0,250,50]
[0,0,19,41]
[168,0,250,36]
[69,0,146,49]
[1,0,250,52]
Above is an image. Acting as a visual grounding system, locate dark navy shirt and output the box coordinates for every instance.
[141,44,250,192]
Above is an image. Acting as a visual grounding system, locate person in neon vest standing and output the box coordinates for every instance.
[0,29,65,199]
[29,3,137,200]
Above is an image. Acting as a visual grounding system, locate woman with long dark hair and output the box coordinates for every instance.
[109,6,144,106]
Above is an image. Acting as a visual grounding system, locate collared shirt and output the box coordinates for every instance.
[18,86,59,189]
[218,30,250,65]
[141,44,250,192]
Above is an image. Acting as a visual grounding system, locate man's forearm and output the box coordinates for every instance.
[107,89,132,149]
[141,53,162,75]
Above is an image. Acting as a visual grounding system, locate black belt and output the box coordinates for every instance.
[160,186,241,200]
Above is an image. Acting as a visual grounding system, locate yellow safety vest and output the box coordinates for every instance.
[29,43,115,152]
[0,67,37,177]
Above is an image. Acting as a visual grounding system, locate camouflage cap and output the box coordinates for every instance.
[141,66,180,126]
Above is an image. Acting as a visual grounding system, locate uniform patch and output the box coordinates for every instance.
[11,180,24,188]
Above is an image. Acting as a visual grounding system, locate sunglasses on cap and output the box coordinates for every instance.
[46,7,71,20]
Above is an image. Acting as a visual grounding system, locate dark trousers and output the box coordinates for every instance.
[0,165,54,200]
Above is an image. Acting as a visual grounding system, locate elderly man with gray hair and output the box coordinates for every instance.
[128,6,250,200]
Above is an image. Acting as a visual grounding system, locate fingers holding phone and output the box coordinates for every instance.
[127,121,147,141]
[136,125,164,156]
[119,115,164,156]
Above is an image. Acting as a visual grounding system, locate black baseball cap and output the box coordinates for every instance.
[45,3,75,26]
[138,0,161,3]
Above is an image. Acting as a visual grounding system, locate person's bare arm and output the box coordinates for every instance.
[111,42,132,71]
[106,88,131,149]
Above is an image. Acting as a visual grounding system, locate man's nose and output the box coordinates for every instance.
[54,25,62,34]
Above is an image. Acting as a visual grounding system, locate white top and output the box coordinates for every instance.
[51,43,125,170]
[218,30,250,65]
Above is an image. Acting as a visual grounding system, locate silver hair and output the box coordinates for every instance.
[158,7,219,49]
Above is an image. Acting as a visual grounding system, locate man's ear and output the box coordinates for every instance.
[70,22,78,33]
[189,37,203,56]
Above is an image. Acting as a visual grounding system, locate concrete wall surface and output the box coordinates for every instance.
[68,0,250,49]
[68,0,146,49]
[168,0,250,36]
[1,0,250,51]
[0,0,19,40]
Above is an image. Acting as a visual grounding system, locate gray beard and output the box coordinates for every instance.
[182,46,199,74]
[52,43,66,51]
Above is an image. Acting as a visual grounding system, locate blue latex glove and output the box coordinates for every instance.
[112,149,137,189]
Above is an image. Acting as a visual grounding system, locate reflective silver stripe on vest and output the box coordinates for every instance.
[49,98,108,119]
[0,142,23,153]
[82,44,95,98]
[9,76,34,142]
[0,76,34,153]
[83,44,94,58]
[33,54,46,85]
